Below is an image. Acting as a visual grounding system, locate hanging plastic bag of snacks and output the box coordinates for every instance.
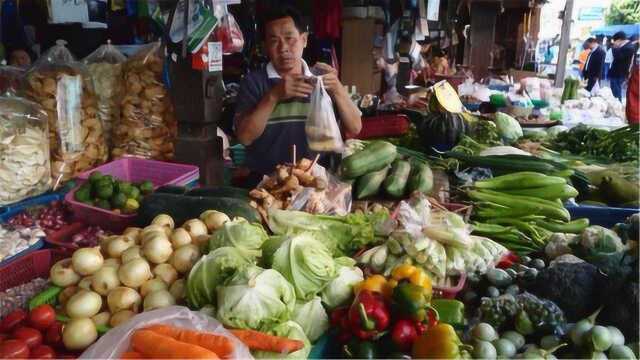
[24,40,108,183]
[112,42,177,160]
[83,40,126,148]
[0,66,26,97]
[213,5,244,54]
[0,96,52,205]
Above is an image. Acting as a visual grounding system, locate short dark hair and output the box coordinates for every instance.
[262,6,306,38]
[586,37,598,44]
[612,31,627,41]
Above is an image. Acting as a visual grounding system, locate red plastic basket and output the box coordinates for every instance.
[348,114,410,139]
[433,273,466,299]
[0,249,67,292]
[65,159,199,232]
[45,222,89,251]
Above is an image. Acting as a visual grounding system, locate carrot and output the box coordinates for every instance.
[120,351,145,359]
[144,324,234,359]
[229,329,304,354]
[131,330,219,359]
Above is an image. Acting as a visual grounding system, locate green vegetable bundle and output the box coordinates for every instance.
[552,124,640,163]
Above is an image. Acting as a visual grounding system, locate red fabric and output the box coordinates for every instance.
[313,0,342,40]
[627,64,639,124]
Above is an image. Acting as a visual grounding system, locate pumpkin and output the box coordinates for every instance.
[417,111,471,152]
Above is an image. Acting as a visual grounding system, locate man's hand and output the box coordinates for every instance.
[314,62,345,96]
[271,75,314,100]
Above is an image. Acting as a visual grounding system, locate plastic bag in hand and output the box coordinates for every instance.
[305,76,344,153]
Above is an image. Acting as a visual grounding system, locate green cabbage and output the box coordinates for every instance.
[272,233,337,300]
[580,225,625,253]
[292,297,329,342]
[494,112,523,143]
[254,321,311,359]
[261,235,287,268]
[216,265,296,330]
[321,257,363,310]
[186,246,251,309]
[206,218,268,258]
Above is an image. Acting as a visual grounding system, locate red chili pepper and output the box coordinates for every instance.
[391,319,419,351]
[348,290,390,340]
[496,252,519,269]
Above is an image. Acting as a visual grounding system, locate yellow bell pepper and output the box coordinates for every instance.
[390,264,432,301]
[412,323,467,359]
[354,275,393,299]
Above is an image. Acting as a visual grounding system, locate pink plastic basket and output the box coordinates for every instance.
[65,159,199,232]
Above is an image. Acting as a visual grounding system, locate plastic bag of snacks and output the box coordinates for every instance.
[24,40,108,183]
[83,40,126,147]
[0,96,52,205]
[112,42,177,160]
[0,66,26,96]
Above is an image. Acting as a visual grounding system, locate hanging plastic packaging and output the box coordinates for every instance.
[24,40,108,183]
[0,96,52,205]
[306,76,344,153]
[0,66,26,97]
[112,42,177,160]
[214,6,244,54]
[83,40,126,148]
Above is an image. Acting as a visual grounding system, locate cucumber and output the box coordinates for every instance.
[341,141,397,179]
[383,159,411,198]
[186,186,250,200]
[500,183,579,200]
[445,152,558,173]
[407,161,434,194]
[475,172,567,190]
[355,166,390,199]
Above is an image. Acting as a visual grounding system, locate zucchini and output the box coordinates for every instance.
[500,183,579,200]
[475,172,566,190]
[137,193,260,226]
[355,166,390,199]
[341,141,397,179]
[383,159,411,198]
[186,186,250,200]
[407,161,434,194]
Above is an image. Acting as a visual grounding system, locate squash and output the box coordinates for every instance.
[417,112,471,152]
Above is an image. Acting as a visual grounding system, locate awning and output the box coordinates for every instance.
[591,24,640,37]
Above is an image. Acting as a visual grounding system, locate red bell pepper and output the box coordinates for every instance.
[391,319,419,351]
[348,290,390,340]
[496,252,519,269]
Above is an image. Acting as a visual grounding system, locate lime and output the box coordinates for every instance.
[119,182,133,196]
[74,187,91,203]
[96,183,114,200]
[123,198,140,214]
[129,186,141,199]
[96,199,111,210]
[111,192,127,209]
[139,180,154,195]
[88,171,103,183]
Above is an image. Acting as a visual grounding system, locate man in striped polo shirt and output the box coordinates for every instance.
[234,6,362,186]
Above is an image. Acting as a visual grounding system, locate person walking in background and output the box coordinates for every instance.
[583,38,606,92]
[603,40,613,80]
[609,31,636,100]
[577,41,591,76]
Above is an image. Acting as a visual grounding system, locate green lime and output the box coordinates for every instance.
[96,199,111,210]
[74,187,91,203]
[111,192,127,209]
[119,182,133,196]
[88,171,103,183]
[96,183,114,200]
[139,180,154,195]
[129,187,141,199]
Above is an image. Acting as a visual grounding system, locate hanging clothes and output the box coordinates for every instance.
[313,0,342,40]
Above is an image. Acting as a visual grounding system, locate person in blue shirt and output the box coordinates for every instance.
[234,6,362,186]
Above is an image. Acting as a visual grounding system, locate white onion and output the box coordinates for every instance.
[71,247,104,275]
[143,290,175,311]
[107,287,141,313]
[100,235,117,255]
[66,290,102,318]
[102,258,121,269]
[123,227,142,243]
[152,214,175,230]
[118,258,152,288]
[142,224,171,238]
[140,230,169,247]
[106,236,135,258]
[78,276,93,290]
[169,244,200,274]
[194,234,211,247]
[170,228,192,248]
[109,310,135,327]
[200,210,230,232]
[121,246,143,263]
[91,266,120,296]
[143,236,173,264]
[92,311,111,327]
[140,278,168,297]
[58,286,79,307]
[182,219,208,239]
[152,264,178,285]
[63,318,97,350]
[169,279,186,301]
[50,259,81,287]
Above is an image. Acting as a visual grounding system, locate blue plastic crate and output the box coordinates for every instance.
[566,204,638,228]
[0,193,65,223]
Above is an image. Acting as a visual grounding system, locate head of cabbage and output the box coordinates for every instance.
[216,265,296,330]
[292,296,329,342]
[494,112,523,143]
[206,217,268,258]
[272,233,337,300]
[320,257,363,310]
[186,246,251,309]
[253,321,311,359]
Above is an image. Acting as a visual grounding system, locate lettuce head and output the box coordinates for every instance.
[292,296,329,342]
[207,217,268,258]
[494,112,523,143]
[320,257,363,310]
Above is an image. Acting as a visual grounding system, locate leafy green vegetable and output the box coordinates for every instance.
[271,233,337,300]
[186,246,252,309]
[494,112,523,143]
[321,257,363,310]
[253,321,311,359]
[292,297,329,342]
[206,218,268,258]
[552,124,639,163]
[216,265,296,330]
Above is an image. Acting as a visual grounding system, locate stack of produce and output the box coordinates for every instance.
[8,200,72,235]
[73,171,154,214]
[561,77,581,103]
[0,304,65,358]
[469,172,587,254]
[342,141,434,199]
[551,124,639,163]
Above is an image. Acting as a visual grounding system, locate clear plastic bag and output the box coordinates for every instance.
[113,42,177,160]
[0,66,26,97]
[306,76,344,153]
[214,8,244,54]
[0,97,51,205]
[287,163,352,215]
[24,40,108,183]
[79,306,253,359]
[83,41,126,147]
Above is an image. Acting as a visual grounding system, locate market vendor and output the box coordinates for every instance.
[234,7,362,186]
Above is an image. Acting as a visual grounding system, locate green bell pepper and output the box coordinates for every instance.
[431,299,465,327]
[392,282,428,322]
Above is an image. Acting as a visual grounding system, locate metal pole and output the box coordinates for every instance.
[555,0,574,87]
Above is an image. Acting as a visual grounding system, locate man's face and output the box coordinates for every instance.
[264,17,307,73]
[589,42,598,50]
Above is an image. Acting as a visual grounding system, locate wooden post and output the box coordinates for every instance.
[469,1,500,80]
[555,0,574,87]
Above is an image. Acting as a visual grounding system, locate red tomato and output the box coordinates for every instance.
[28,306,55,331]
[44,323,62,348]
[29,344,55,359]
[0,310,27,332]
[0,339,30,358]
[12,327,42,349]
